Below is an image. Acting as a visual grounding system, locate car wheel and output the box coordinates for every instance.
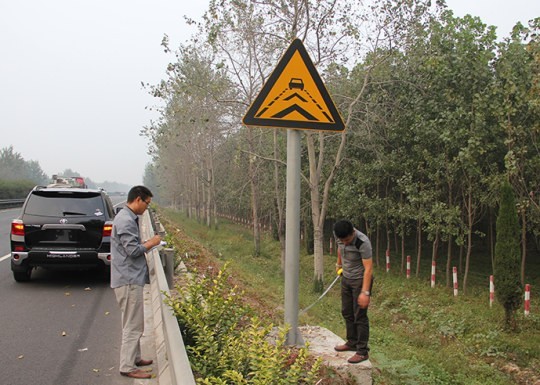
[13,268,32,282]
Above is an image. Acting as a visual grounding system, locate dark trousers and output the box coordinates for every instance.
[341,276,372,355]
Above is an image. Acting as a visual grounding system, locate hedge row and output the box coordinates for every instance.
[0,179,35,199]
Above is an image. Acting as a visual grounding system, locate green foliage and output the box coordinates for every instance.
[165,264,321,384]
[148,2,539,298]
[162,233,181,269]
[0,179,35,199]
[494,181,523,328]
[0,146,48,184]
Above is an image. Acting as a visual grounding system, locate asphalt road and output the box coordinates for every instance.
[0,197,141,385]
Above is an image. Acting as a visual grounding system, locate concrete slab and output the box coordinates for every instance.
[300,326,372,385]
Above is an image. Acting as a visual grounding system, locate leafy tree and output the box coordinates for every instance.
[494,18,540,283]
[0,146,48,184]
[144,0,540,299]
[494,181,523,329]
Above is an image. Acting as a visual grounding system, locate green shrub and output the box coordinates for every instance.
[494,181,523,329]
[165,264,321,384]
[0,179,35,199]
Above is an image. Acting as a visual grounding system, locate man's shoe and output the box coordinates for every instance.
[347,353,369,364]
[334,344,356,352]
[136,359,153,366]
[120,369,152,379]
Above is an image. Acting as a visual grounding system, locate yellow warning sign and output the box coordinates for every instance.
[243,39,345,132]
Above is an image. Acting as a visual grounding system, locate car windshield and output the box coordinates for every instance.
[24,192,105,217]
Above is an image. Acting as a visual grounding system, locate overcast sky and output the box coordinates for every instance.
[1,1,538,186]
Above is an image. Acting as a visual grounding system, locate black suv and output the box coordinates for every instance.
[10,185,115,282]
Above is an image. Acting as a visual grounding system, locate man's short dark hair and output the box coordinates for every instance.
[127,185,153,203]
[334,220,354,239]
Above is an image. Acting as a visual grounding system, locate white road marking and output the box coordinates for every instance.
[1,254,11,262]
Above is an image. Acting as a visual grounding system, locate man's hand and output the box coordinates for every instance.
[358,293,370,309]
[145,234,162,249]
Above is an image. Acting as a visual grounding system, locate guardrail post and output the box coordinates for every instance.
[156,221,166,237]
[162,248,175,289]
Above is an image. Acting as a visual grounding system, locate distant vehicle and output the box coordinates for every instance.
[289,78,304,90]
[10,185,115,282]
[51,174,87,188]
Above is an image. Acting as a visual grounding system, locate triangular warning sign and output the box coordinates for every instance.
[243,39,345,132]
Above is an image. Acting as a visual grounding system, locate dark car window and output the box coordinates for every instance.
[24,192,107,218]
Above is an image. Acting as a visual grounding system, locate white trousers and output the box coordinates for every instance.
[114,284,144,373]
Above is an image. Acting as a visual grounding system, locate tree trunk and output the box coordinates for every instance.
[195,176,201,222]
[206,167,212,228]
[386,222,391,266]
[459,242,464,276]
[432,231,439,286]
[521,210,526,285]
[446,235,453,287]
[463,190,473,295]
[273,130,286,271]
[490,209,495,272]
[375,224,380,268]
[308,153,324,291]
[313,222,325,292]
[210,154,218,230]
[400,193,405,272]
[432,231,439,264]
[394,230,399,257]
[401,230,406,273]
[246,130,261,256]
[306,61,371,291]
[416,217,422,277]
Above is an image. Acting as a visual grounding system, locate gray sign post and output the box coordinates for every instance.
[243,39,345,346]
[284,128,304,345]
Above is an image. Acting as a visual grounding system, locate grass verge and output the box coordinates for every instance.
[158,208,540,385]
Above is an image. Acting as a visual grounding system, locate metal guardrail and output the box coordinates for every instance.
[143,210,196,385]
[0,199,25,209]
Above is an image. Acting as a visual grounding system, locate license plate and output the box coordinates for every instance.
[47,251,81,259]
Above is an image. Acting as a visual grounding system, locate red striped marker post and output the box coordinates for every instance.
[431,261,436,288]
[386,249,390,272]
[453,267,458,296]
[406,255,411,279]
[525,284,531,316]
[489,275,495,307]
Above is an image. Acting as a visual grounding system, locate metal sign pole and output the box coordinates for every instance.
[284,128,304,346]
[242,39,345,347]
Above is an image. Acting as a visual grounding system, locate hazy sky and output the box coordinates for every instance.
[1,1,538,186]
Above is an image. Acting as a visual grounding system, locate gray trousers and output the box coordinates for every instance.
[114,284,144,373]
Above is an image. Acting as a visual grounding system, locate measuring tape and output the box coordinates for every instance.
[300,268,342,314]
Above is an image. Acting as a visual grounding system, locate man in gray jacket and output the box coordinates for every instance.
[111,185,161,379]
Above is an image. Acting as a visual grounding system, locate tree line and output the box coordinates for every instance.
[0,146,49,185]
[142,0,540,294]
[0,146,131,196]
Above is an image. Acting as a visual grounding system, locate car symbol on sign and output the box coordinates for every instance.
[289,78,304,90]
